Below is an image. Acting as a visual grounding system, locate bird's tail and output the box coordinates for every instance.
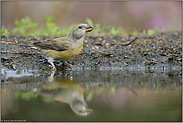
[19,43,39,50]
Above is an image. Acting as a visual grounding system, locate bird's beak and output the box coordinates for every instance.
[86,108,93,113]
[85,25,93,32]
[76,108,93,116]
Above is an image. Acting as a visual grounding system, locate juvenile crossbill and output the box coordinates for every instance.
[33,77,93,116]
[33,24,93,71]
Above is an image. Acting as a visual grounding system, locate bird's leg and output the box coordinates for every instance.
[63,61,75,69]
[48,59,56,82]
[48,59,57,71]
[50,62,57,71]
[48,70,56,82]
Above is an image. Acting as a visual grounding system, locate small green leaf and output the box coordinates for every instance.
[43,97,54,103]
[143,30,146,35]
[110,27,116,36]
[15,91,22,98]
[30,40,34,43]
[113,39,117,43]
[147,29,155,35]
[86,18,93,27]
[86,91,93,101]
[100,33,104,37]
[112,39,118,43]
[111,86,116,95]
[1,26,10,38]
[132,28,139,36]
[84,40,88,43]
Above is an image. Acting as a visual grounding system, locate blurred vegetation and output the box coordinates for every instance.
[15,91,54,103]
[1,26,10,38]
[85,85,116,101]
[11,16,75,37]
[1,16,172,37]
[12,86,116,103]
[12,16,37,36]
[15,91,37,101]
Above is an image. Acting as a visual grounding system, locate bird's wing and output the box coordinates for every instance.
[51,37,71,51]
[33,42,56,50]
[33,37,71,51]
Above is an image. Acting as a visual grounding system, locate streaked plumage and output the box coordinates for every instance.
[33,24,93,70]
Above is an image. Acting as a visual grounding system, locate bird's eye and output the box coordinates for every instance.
[78,26,82,29]
[79,111,83,113]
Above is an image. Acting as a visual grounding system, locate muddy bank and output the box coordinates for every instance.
[1,31,182,71]
[1,69,182,92]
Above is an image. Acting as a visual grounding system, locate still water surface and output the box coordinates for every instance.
[1,69,182,122]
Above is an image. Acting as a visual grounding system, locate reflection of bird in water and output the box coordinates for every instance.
[33,77,92,116]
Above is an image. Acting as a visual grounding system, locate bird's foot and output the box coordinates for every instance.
[64,62,75,69]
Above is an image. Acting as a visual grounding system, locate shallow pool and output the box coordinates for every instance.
[1,69,182,122]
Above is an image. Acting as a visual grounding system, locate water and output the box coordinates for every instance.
[1,69,182,122]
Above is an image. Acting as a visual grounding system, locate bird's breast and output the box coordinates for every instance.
[45,43,83,61]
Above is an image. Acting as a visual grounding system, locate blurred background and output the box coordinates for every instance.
[1,1,182,33]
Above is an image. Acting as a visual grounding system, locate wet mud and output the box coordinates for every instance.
[1,31,182,71]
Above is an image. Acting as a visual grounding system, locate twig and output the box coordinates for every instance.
[1,51,35,55]
[118,36,138,46]
[1,41,17,44]
[173,70,180,76]
[126,85,138,96]
[174,60,179,65]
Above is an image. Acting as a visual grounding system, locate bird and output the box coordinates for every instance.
[32,24,93,71]
[32,77,93,116]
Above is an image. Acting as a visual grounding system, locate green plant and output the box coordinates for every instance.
[1,26,10,38]
[147,29,155,35]
[86,18,126,36]
[30,40,34,43]
[15,91,37,101]
[86,91,93,101]
[111,86,116,95]
[59,24,75,36]
[43,97,54,103]
[116,27,125,35]
[102,26,111,33]
[12,16,77,37]
[113,39,117,43]
[86,18,94,27]
[93,23,101,33]
[132,28,139,36]
[110,27,117,36]
[12,16,38,36]
[10,16,174,38]
[153,26,160,33]
[86,18,101,34]
[100,33,104,38]
[143,30,146,35]
[43,15,60,36]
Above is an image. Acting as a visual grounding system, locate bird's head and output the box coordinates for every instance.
[70,99,93,116]
[68,24,93,40]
